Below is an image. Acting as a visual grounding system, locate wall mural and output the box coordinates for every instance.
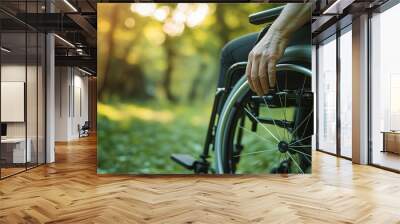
[97,3,313,174]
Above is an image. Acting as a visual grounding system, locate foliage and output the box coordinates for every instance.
[97,101,211,174]
[97,3,286,174]
[98,3,276,102]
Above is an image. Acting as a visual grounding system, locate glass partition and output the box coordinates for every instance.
[0,1,46,179]
[317,35,337,154]
[1,30,28,177]
[27,30,38,169]
[339,27,352,158]
[370,4,400,171]
[38,32,45,165]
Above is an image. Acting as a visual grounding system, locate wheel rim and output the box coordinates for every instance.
[214,64,312,174]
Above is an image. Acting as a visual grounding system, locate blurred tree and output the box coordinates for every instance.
[163,36,178,103]
[98,3,274,102]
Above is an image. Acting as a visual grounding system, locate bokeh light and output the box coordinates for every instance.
[130,3,156,16]
[172,9,186,24]
[163,19,185,37]
[124,17,136,28]
[129,3,210,37]
[186,4,209,28]
[153,6,170,22]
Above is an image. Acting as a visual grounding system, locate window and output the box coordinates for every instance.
[370,3,400,171]
[339,27,352,158]
[317,36,337,154]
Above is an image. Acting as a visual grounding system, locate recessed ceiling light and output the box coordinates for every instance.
[78,67,93,76]
[63,0,78,12]
[1,47,11,53]
[54,34,75,48]
[322,0,353,15]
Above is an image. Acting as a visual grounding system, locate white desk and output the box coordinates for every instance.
[1,138,31,163]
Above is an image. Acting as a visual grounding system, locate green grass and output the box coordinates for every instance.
[97,100,309,174]
[97,101,211,174]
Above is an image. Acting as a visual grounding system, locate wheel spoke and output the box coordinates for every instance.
[243,107,280,143]
[289,145,312,148]
[262,97,284,140]
[238,126,277,145]
[300,111,312,141]
[289,148,311,158]
[290,109,313,139]
[233,148,276,158]
[284,73,289,142]
[301,76,307,93]
[289,148,312,164]
[276,80,289,142]
[286,152,304,174]
[289,135,312,146]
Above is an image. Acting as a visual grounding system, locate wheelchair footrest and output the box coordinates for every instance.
[171,154,196,170]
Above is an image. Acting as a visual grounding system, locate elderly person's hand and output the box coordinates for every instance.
[246,3,312,96]
[246,29,289,95]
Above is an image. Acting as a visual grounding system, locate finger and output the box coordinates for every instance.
[253,77,263,96]
[246,59,254,91]
[268,60,277,89]
[251,59,263,96]
[258,54,269,94]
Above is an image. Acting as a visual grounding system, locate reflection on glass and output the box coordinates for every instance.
[371,4,400,171]
[340,29,352,158]
[38,33,46,165]
[27,31,38,169]
[0,1,47,179]
[318,37,337,154]
[1,31,27,177]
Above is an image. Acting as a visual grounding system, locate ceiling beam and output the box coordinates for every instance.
[55,55,96,73]
[67,13,97,42]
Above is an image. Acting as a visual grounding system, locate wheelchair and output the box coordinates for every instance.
[171,6,313,174]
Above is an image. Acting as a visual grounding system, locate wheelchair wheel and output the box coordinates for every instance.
[214,64,313,174]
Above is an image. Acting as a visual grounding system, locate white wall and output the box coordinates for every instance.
[1,65,32,138]
[1,63,46,164]
[55,67,89,141]
[55,66,69,141]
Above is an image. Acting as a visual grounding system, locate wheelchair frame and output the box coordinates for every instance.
[171,6,313,174]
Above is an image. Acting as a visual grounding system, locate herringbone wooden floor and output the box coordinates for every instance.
[1,135,400,224]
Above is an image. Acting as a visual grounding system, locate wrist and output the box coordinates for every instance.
[267,25,290,42]
[265,26,290,43]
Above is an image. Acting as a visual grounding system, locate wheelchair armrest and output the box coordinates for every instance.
[248,6,284,25]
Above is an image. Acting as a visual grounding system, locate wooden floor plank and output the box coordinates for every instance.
[0,135,400,223]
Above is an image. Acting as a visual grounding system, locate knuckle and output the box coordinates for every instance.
[261,51,269,58]
[248,51,254,59]
[253,51,262,58]
[259,73,267,78]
